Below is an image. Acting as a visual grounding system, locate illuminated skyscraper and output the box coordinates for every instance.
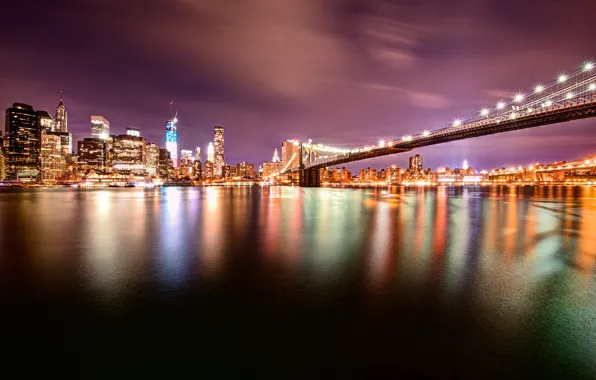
[4,103,41,182]
[213,126,224,177]
[91,115,110,140]
[462,159,469,170]
[146,143,160,175]
[207,141,214,163]
[165,117,178,167]
[409,154,423,172]
[272,148,281,163]
[37,111,55,132]
[55,93,67,133]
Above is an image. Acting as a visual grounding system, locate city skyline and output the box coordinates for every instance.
[2,1,595,170]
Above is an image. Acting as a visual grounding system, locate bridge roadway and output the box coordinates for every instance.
[302,94,596,172]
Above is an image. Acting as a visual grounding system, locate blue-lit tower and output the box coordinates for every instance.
[165,115,178,167]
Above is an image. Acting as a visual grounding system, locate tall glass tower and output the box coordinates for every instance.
[213,126,224,177]
[165,117,178,167]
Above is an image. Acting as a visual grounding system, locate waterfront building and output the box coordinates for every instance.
[0,136,5,180]
[165,117,178,167]
[78,138,106,172]
[236,162,255,178]
[213,126,224,177]
[193,159,202,180]
[40,133,63,183]
[359,167,377,181]
[263,161,282,177]
[90,115,110,140]
[281,139,299,170]
[54,93,67,133]
[222,163,231,179]
[109,134,146,174]
[146,143,160,175]
[4,103,41,182]
[195,147,201,165]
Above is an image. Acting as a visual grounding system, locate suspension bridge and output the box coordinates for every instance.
[275,61,596,186]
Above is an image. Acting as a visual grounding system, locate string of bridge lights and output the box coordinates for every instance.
[298,61,595,161]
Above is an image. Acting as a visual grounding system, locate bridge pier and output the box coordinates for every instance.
[299,168,321,187]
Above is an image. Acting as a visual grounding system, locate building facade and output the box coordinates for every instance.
[409,154,423,172]
[158,148,171,178]
[165,118,178,167]
[78,138,106,172]
[126,127,140,137]
[203,160,214,180]
[213,126,224,178]
[237,162,255,178]
[109,134,146,174]
[180,149,193,177]
[91,115,110,140]
[146,143,160,175]
[54,94,67,133]
[263,161,282,177]
[40,133,63,183]
[4,103,41,182]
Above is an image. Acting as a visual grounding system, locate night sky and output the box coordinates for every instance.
[1,0,595,170]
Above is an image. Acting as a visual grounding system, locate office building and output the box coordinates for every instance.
[146,143,160,175]
[158,148,171,178]
[203,160,214,180]
[0,136,5,180]
[37,111,55,132]
[180,149,193,177]
[78,138,106,172]
[109,134,146,174]
[4,103,41,182]
[237,162,255,178]
[126,127,140,137]
[263,161,282,177]
[54,93,67,133]
[409,154,423,172]
[193,159,202,180]
[91,115,110,140]
[40,133,63,183]
[222,163,231,179]
[282,139,299,170]
[213,126,224,177]
[207,141,214,162]
[359,167,377,181]
[165,117,178,167]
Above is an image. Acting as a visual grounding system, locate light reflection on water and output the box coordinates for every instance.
[0,186,595,377]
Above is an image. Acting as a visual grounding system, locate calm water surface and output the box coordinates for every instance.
[1,186,595,378]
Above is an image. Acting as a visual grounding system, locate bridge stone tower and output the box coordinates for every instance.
[299,143,321,187]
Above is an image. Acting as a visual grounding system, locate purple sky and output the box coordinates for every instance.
[1,0,595,171]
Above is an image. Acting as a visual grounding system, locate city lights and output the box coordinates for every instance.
[422,130,430,137]
[378,139,385,147]
[514,93,524,102]
[584,62,594,71]
[534,85,544,93]
[558,74,567,83]
[566,92,574,99]
[496,102,505,109]
[452,119,461,127]
[590,83,596,91]
[480,108,489,116]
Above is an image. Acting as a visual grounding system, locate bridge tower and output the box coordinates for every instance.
[298,143,321,187]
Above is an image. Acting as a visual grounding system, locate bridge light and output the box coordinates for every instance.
[527,108,533,113]
[584,62,594,71]
[422,130,430,137]
[514,93,524,103]
[387,141,394,147]
[452,119,461,127]
[589,83,596,91]
[545,100,553,107]
[558,74,567,83]
[534,85,544,93]
[510,113,517,119]
[480,108,489,116]
[378,139,385,147]
[566,92,574,99]
[496,102,505,110]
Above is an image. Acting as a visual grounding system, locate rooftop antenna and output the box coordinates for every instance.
[170,101,178,123]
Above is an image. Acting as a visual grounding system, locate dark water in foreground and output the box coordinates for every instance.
[1,186,595,378]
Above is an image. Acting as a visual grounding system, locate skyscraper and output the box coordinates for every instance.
[4,103,41,182]
[165,117,178,167]
[55,93,67,133]
[78,138,106,172]
[146,143,160,175]
[409,154,423,172]
[126,127,140,137]
[207,141,214,162]
[272,148,281,163]
[91,115,110,140]
[213,126,224,177]
[37,111,55,132]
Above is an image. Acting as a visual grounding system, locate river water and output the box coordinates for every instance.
[0,186,595,378]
